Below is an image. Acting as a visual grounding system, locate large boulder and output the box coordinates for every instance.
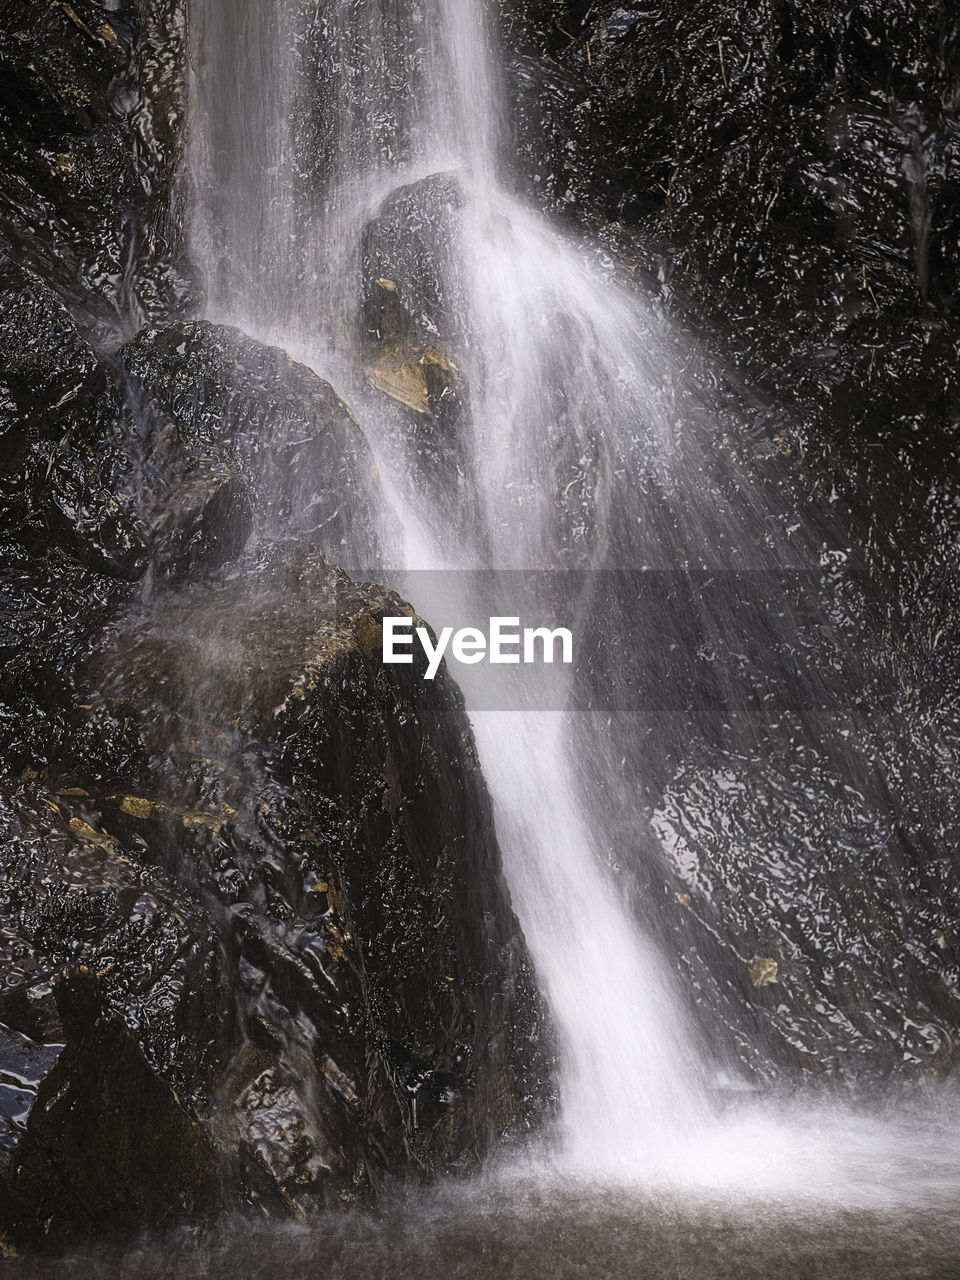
[357,175,474,529]
[119,322,386,565]
[0,546,551,1241]
[0,296,390,769]
[83,547,550,1182]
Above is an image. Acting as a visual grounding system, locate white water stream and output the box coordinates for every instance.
[187,0,960,1200]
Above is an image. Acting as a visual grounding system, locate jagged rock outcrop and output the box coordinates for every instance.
[0,0,193,344]
[358,175,472,519]
[0,258,148,580]
[88,548,547,1182]
[0,548,550,1243]
[0,271,550,1242]
[0,792,225,1243]
[649,726,960,1082]
[118,321,385,563]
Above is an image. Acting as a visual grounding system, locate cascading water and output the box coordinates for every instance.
[186,0,960,1201]
[188,0,719,1175]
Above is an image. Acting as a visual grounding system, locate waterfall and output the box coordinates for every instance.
[187,0,934,1184]
[188,0,719,1174]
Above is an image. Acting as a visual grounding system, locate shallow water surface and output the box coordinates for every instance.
[15,1095,960,1280]
[14,1183,959,1280]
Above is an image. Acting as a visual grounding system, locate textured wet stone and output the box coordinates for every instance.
[120,321,384,560]
[0,785,224,1241]
[0,0,194,342]
[0,545,551,1240]
[503,0,960,641]
[0,258,148,578]
[498,0,960,1087]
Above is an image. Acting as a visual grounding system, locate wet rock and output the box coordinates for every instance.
[649,722,960,1083]
[0,786,226,1241]
[359,177,466,490]
[504,1,960,637]
[360,174,466,428]
[18,545,550,1219]
[0,0,194,343]
[296,1,429,189]
[501,0,960,1087]
[571,561,960,1085]
[363,321,460,421]
[362,174,469,363]
[358,175,491,536]
[0,261,106,439]
[0,538,134,778]
[505,2,960,314]
[0,286,526,1234]
[40,447,149,580]
[0,785,224,1102]
[4,970,223,1244]
[146,453,252,581]
[131,414,254,581]
[120,322,383,562]
[0,258,147,578]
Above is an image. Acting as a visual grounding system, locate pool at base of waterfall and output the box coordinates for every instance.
[11,1179,959,1280]
[13,1093,960,1280]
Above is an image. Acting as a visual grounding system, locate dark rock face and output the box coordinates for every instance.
[0,547,549,1241]
[358,176,474,525]
[362,175,469,370]
[7,968,223,1239]
[87,549,547,1182]
[500,3,960,1084]
[119,321,385,563]
[0,538,133,781]
[650,727,960,1082]
[0,0,193,344]
[0,205,550,1238]
[0,791,224,1242]
[502,1,960,624]
[0,258,148,579]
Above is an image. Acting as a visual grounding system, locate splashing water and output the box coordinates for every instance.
[187,0,960,1197]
